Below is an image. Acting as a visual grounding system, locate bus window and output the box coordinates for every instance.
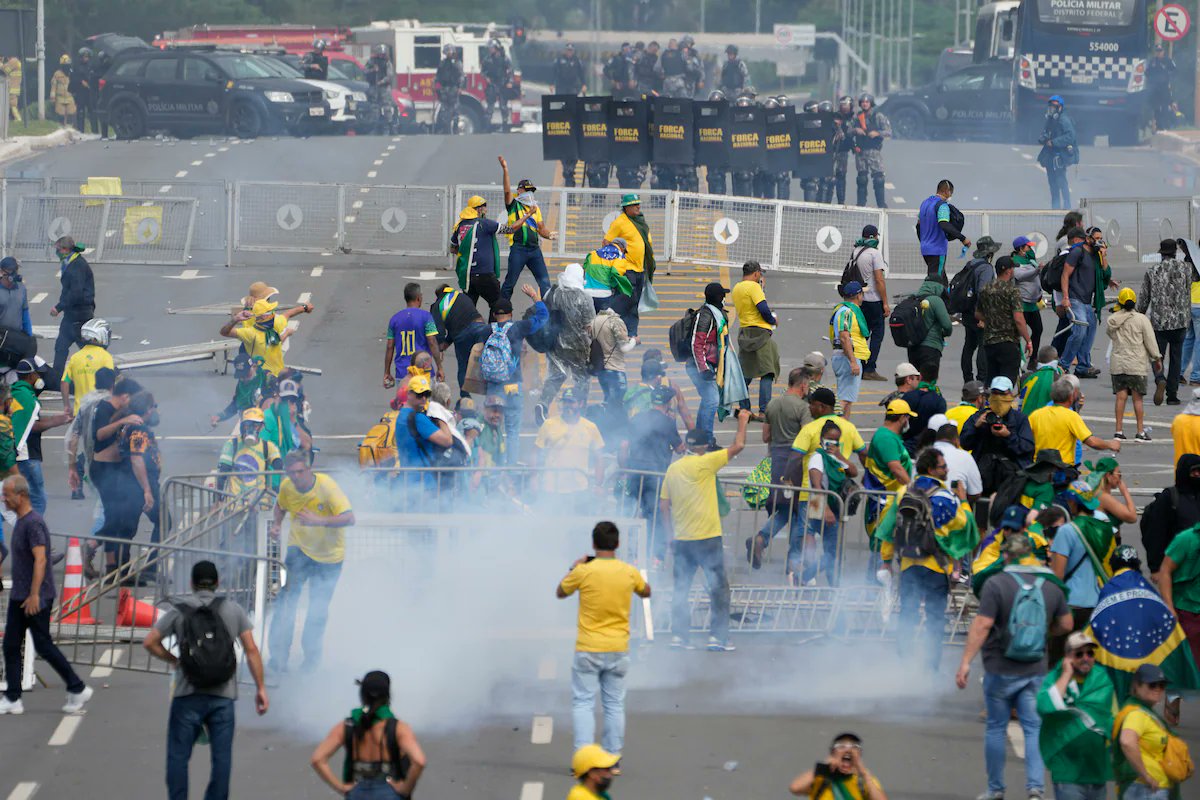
[415,34,441,69]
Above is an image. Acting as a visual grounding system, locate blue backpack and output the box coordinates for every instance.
[1003,569,1048,662]
[480,322,516,383]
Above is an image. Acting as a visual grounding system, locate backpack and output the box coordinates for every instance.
[892,486,940,561]
[173,598,237,689]
[479,322,516,383]
[668,308,699,362]
[888,295,929,348]
[589,336,606,375]
[1113,706,1195,784]
[1002,571,1048,662]
[406,410,468,468]
[525,287,561,354]
[838,246,868,295]
[942,201,965,240]
[1040,251,1070,294]
[358,411,398,468]
[948,259,987,316]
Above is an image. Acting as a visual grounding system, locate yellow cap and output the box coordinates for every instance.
[458,206,478,220]
[885,398,918,417]
[251,298,278,317]
[241,408,265,423]
[468,195,487,208]
[572,744,620,778]
[408,374,432,395]
[1117,286,1136,306]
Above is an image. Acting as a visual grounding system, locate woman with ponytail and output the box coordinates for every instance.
[311,671,427,798]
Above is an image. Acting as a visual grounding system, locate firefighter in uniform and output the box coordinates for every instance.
[69,47,96,133]
[302,39,329,81]
[852,92,890,208]
[50,55,75,125]
[604,43,637,100]
[3,53,22,123]
[704,90,728,195]
[482,40,514,132]
[731,93,757,197]
[553,43,585,96]
[634,41,663,97]
[719,44,751,98]
[434,44,464,134]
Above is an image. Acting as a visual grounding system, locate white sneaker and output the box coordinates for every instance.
[0,696,25,715]
[707,636,736,652]
[62,686,93,714]
[974,792,1004,800]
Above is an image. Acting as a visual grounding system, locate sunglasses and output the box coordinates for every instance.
[1071,649,1096,659]
[1146,681,1168,690]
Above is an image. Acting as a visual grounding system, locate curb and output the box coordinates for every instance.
[0,127,86,166]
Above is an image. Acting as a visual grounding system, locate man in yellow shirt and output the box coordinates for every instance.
[1173,388,1200,465]
[830,281,871,418]
[731,260,780,417]
[535,388,605,496]
[62,318,115,415]
[557,521,651,756]
[220,297,313,377]
[1028,377,1120,466]
[660,408,749,652]
[268,452,355,673]
[1115,663,1178,798]
[602,194,655,335]
[568,745,621,800]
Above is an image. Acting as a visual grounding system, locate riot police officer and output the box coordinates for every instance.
[482,40,514,132]
[634,40,663,97]
[825,95,855,204]
[731,93,757,197]
[682,37,704,98]
[302,39,329,81]
[553,43,585,96]
[69,47,96,134]
[434,44,464,134]
[661,39,689,98]
[719,44,751,98]
[604,42,637,99]
[365,45,392,94]
[798,99,823,202]
[814,100,836,203]
[853,93,890,208]
[704,89,728,195]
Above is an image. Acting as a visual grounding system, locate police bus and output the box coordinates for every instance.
[1009,0,1149,145]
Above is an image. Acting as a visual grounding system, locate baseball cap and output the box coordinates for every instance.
[484,395,505,409]
[1117,286,1136,306]
[685,427,711,446]
[894,362,920,379]
[191,560,219,587]
[811,387,837,407]
[278,379,300,398]
[572,744,620,778]
[1061,479,1100,510]
[561,387,582,404]
[999,505,1027,531]
[620,193,641,207]
[651,386,675,405]
[927,413,950,431]
[241,408,265,423]
[516,179,537,192]
[467,194,487,208]
[1012,235,1035,251]
[0,256,18,273]
[840,280,864,297]
[861,224,879,238]
[641,358,666,379]
[14,358,36,375]
[1134,663,1167,685]
[1065,631,1097,653]
[990,376,1015,394]
[494,298,514,315]
[885,398,918,417]
[803,351,827,370]
[409,374,432,395]
[357,670,391,696]
[962,380,986,401]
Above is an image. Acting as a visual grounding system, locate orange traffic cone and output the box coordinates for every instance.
[58,538,98,625]
[117,588,160,627]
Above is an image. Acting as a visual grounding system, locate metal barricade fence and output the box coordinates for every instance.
[671,193,780,269]
[1082,197,1195,261]
[235,181,342,253]
[9,194,197,264]
[341,184,449,256]
[1,177,49,258]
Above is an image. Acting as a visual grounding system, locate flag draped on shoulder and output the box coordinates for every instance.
[1035,662,1115,785]
[874,477,981,562]
[971,526,1057,597]
[454,219,500,291]
[583,246,633,298]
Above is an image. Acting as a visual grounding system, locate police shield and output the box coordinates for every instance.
[764,105,798,173]
[577,96,612,162]
[651,97,694,165]
[608,98,651,168]
[541,94,578,161]
[693,100,729,168]
[794,111,835,179]
[727,104,765,171]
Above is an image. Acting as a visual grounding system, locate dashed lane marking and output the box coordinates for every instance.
[367,171,377,179]
[190,160,203,166]
[311,266,324,277]
[360,187,370,194]
[175,170,188,178]
[884,182,895,190]
[1021,153,1033,160]
[158,185,173,194]
[373,159,384,166]
[344,216,357,224]
[297,292,312,305]
[892,196,906,204]
[218,146,229,152]
[49,715,83,746]
[391,136,402,142]
[204,153,215,158]
[537,657,557,681]
[519,783,544,800]
[7,783,38,800]
[387,144,397,150]
[531,716,553,744]
[30,293,47,304]
[90,647,122,678]
[352,200,364,209]
[381,151,391,158]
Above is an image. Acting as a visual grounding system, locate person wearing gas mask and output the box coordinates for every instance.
[217,407,283,496]
[852,93,890,208]
[960,376,1037,496]
[1038,96,1078,210]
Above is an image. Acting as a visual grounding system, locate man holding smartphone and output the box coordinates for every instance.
[788,732,887,799]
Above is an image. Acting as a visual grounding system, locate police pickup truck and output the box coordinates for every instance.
[99,48,331,139]
[879,59,1014,141]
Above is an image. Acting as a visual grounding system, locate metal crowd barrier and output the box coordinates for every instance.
[1081,197,1194,262]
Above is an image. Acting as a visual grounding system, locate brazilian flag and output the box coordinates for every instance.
[875,476,981,565]
[1085,568,1200,699]
[583,246,633,297]
[453,218,500,291]
[971,525,1058,597]
[1072,514,1117,590]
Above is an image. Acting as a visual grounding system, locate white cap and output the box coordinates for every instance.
[927,413,951,431]
[894,362,920,379]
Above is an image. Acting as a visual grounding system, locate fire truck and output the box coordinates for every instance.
[346,20,522,133]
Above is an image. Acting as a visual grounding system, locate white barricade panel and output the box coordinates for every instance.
[672,192,779,267]
[236,181,340,253]
[342,184,449,256]
[11,195,110,262]
[776,202,885,274]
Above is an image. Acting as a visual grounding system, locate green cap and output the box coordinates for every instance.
[620,193,641,207]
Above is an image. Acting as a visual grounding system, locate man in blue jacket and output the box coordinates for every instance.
[50,236,95,381]
[916,179,971,280]
[1038,96,1078,210]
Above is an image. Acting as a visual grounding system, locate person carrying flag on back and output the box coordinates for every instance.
[971,505,1058,598]
[602,194,655,337]
[1048,479,1117,663]
[583,238,634,316]
[450,195,534,321]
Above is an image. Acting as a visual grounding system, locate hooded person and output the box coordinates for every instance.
[908,275,954,382]
[535,263,595,422]
[1142,453,1200,575]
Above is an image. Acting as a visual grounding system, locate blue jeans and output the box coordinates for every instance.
[268,546,343,671]
[485,381,524,465]
[1182,305,1200,382]
[167,694,236,800]
[500,244,551,299]
[1047,166,1070,210]
[983,672,1045,794]
[791,512,841,585]
[347,779,407,799]
[897,566,949,671]
[1053,784,1106,800]
[831,352,862,402]
[571,651,630,753]
[17,459,46,516]
[862,300,885,373]
[1059,299,1097,372]
[671,537,730,642]
[597,369,627,413]
[685,361,719,443]
[1121,784,1169,800]
[760,499,803,546]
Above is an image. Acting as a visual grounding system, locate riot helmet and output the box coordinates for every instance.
[802,100,819,113]
[708,89,726,102]
[725,44,738,56]
[312,38,327,52]
[838,95,853,112]
[858,92,875,109]
[817,100,834,114]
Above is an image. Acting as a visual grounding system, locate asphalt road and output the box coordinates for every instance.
[0,131,1195,799]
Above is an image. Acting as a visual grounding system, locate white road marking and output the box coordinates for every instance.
[387,144,397,151]
[1021,153,1033,160]
[163,269,208,280]
[352,200,364,209]
[367,171,377,178]
[297,292,312,305]
[1006,720,1025,760]
[218,146,229,152]
[49,715,83,746]
[1011,146,1021,151]
[884,182,896,190]
[381,151,391,157]
[373,159,384,166]
[892,196,906,204]
[30,293,47,304]
[7,782,38,800]
[175,170,188,178]
[204,153,215,158]
[360,187,370,194]
[537,657,557,681]
[158,185,173,194]
[519,783,544,800]
[190,160,203,166]
[531,716,553,744]
[90,647,122,678]
[310,266,324,277]
[391,136,402,142]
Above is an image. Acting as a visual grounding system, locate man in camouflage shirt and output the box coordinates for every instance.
[976,256,1033,386]
[1138,238,1196,405]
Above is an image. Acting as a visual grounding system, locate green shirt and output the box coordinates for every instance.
[1020,365,1060,413]
[865,427,912,492]
[1165,526,1200,614]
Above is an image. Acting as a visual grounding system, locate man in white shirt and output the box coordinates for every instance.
[854,224,890,382]
[928,413,982,506]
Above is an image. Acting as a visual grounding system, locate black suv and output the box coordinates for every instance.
[98,49,328,139]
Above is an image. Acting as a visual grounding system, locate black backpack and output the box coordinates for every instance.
[948,258,987,316]
[888,295,929,348]
[173,598,237,689]
[942,202,965,240]
[838,246,868,296]
[406,410,468,468]
[668,308,699,362]
[893,486,941,562]
[1040,251,1070,294]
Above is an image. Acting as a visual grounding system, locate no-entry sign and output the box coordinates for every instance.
[1156,4,1190,41]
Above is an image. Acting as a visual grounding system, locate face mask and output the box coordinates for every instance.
[255,316,275,330]
[516,192,536,206]
[900,421,910,435]
[595,777,613,792]
[821,439,838,450]
[1046,107,1060,119]
[989,394,1015,416]
[32,378,44,392]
